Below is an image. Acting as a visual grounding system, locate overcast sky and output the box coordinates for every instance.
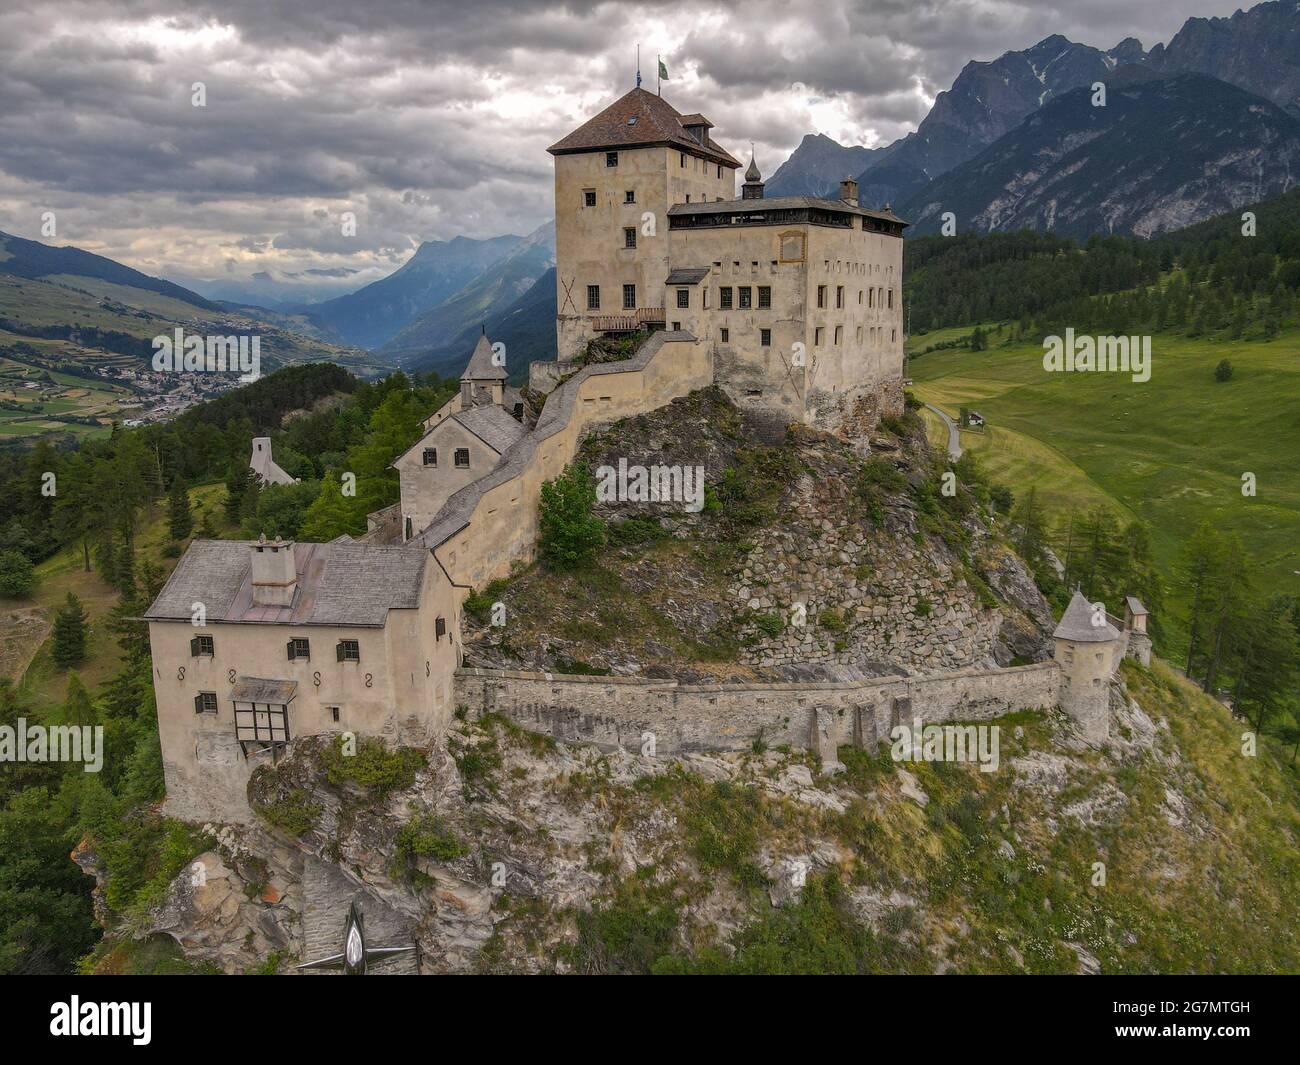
[0,0,1256,294]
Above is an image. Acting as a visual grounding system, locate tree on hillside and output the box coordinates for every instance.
[298,474,359,543]
[1196,532,1252,695]
[167,479,192,542]
[539,465,606,571]
[1011,487,1050,569]
[52,453,107,572]
[0,550,36,598]
[1178,523,1227,678]
[51,593,88,669]
[1227,599,1298,733]
[224,463,259,525]
[60,673,97,727]
[1214,358,1234,382]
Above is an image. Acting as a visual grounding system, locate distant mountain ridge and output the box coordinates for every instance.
[770,1,1300,213]
[899,72,1300,238]
[378,221,555,366]
[0,230,218,310]
[305,233,523,349]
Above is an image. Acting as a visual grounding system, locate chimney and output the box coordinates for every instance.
[250,533,298,607]
[839,177,859,204]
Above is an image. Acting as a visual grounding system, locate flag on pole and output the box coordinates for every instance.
[658,58,669,81]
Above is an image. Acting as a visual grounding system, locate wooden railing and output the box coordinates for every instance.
[590,307,665,332]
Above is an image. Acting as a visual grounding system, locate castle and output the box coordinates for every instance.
[145,87,1146,823]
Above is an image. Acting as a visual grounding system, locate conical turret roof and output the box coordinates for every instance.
[461,333,507,382]
[1053,590,1121,642]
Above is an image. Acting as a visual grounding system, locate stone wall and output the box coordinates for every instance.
[454,660,1061,756]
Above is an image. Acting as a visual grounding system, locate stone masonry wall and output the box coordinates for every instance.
[454,661,1061,756]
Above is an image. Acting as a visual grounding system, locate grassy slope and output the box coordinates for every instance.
[2,483,227,714]
[908,326,1300,601]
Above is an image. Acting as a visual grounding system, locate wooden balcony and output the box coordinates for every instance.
[591,307,665,332]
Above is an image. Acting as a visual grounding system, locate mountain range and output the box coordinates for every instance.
[771,0,1300,215]
[900,71,1300,238]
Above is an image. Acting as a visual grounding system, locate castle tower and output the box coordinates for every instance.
[1124,596,1152,665]
[547,87,741,359]
[1052,590,1121,745]
[460,331,507,407]
[741,151,765,199]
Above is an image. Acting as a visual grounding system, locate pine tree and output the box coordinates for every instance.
[51,592,88,669]
[60,673,97,727]
[167,479,193,541]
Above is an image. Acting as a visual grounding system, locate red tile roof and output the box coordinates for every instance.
[548,88,741,168]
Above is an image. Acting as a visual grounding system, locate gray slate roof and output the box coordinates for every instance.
[232,677,298,703]
[414,330,697,551]
[1125,596,1148,615]
[452,403,527,454]
[666,267,710,285]
[145,540,425,627]
[668,196,907,226]
[1053,590,1121,642]
[462,333,508,381]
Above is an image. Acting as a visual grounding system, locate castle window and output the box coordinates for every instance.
[888,288,894,309]
[194,692,218,715]
[422,448,437,466]
[336,639,360,663]
[892,328,897,342]
[719,287,733,309]
[623,227,636,249]
[858,290,863,305]
[834,325,843,345]
[868,288,874,308]
[716,165,722,179]
[836,286,844,309]
[816,285,826,309]
[676,289,689,309]
[814,327,824,346]
[329,707,340,723]
[587,285,600,310]
[758,286,771,308]
[622,284,636,309]
[190,634,214,657]
[720,328,729,342]
[624,189,635,203]
[583,189,596,207]
[680,153,686,167]
[760,329,771,346]
[286,637,310,661]
[738,287,752,309]
[405,516,412,540]
[436,617,447,640]
[779,232,804,262]
[605,151,618,167]
[672,322,681,331]
[454,448,470,468]
[856,326,863,343]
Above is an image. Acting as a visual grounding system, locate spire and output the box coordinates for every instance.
[742,147,764,199]
[461,332,507,382]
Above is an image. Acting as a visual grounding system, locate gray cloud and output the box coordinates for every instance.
[0,0,1252,296]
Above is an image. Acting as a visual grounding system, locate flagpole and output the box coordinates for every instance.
[657,54,661,96]
[636,44,641,89]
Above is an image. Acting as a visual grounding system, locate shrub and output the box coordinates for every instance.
[0,549,36,598]
[1214,358,1233,382]
[538,465,606,571]
[320,735,424,796]
[393,813,467,871]
[754,612,784,638]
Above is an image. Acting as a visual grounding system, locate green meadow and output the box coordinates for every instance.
[908,326,1300,607]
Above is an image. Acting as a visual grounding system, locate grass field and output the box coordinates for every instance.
[908,326,1300,614]
[0,483,227,714]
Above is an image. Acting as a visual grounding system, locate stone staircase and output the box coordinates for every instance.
[300,856,418,975]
